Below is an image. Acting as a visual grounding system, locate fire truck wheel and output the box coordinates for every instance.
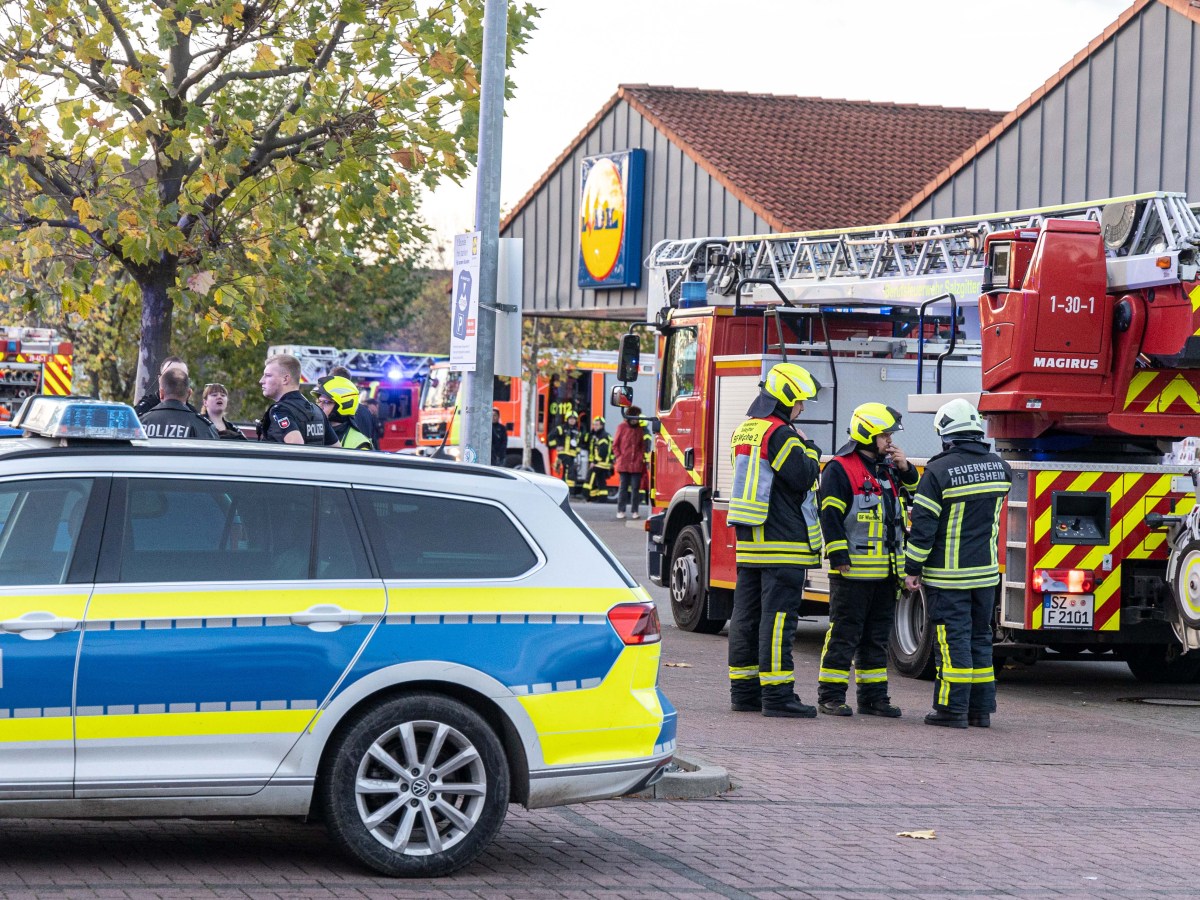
[669,525,725,635]
[1124,644,1200,684]
[1170,538,1200,628]
[889,584,936,680]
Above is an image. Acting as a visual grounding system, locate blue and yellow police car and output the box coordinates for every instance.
[0,397,676,877]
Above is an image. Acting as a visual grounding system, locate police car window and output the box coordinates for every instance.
[315,488,372,580]
[660,327,698,410]
[117,479,316,583]
[0,478,92,586]
[354,490,536,580]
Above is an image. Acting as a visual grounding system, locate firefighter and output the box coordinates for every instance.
[312,375,374,450]
[585,416,613,502]
[816,403,919,718]
[549,409,583,495]
[727,362,823,718]
[905,398,1011,729]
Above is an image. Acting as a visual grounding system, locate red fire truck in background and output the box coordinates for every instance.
[613,191,1200,683]
[268,345,444,451]
[0,327,73,417]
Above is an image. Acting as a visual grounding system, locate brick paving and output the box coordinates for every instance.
[2,502,1199,897]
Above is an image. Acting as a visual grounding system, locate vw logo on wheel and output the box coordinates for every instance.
[410,779,431,798]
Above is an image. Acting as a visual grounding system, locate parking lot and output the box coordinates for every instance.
[3,498,1200,899]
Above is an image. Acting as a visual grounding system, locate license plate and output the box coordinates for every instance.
[1042,593,1094,628]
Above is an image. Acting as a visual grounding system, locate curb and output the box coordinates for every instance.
[632,752,731,800]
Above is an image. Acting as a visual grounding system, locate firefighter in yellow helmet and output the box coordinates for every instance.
[312,376,374,450]
[584,415,613,501]
[727,362,824,718]
[548,407,583,495]
[816,402,919,718]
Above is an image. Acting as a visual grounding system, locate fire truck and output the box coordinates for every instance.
[0,326,73,417]
[267,345,444,451]
[613,191,1200,683]
[416,353,655,477]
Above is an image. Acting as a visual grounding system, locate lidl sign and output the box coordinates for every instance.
[577,149,645,290]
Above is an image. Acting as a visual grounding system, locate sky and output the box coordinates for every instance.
[420,0,1134,257]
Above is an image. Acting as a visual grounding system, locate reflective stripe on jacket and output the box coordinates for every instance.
[819,450,918,580]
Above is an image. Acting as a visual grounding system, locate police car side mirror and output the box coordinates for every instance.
[617,333,641,383]
[610,385,633,409]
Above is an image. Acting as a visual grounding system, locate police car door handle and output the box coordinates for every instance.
[290,605,363,632]
[2,611,77,640]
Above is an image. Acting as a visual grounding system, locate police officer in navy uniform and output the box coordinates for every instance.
[727,362,824,719]
[257,353,337,446]
[816,403,918,718]
[905,398,1011,729]
[140,368,219,440]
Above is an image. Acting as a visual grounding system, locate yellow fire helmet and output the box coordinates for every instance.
[314,375,361,417]
[763,362,819,406]
[848,402,904,445]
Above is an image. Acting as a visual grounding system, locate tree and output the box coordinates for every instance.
[0,0,537,400]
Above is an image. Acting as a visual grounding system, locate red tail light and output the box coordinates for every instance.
[607,603,661,645]
[1033,568,1095,593]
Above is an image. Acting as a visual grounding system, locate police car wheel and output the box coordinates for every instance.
[889,584,936,680]
[321,693,510,877]
[669,525,725,635]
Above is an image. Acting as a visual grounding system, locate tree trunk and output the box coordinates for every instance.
[133,263,176,404]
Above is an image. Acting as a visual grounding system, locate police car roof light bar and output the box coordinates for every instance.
[14,396,147,442]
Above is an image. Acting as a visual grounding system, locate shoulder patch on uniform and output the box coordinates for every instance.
[272,409,291,429]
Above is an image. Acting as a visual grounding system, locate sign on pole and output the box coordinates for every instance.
[450,231,481,371]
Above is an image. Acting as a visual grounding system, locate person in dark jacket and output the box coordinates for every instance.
[548,410,583,495]
[613,406,648,520]
[330,365,376,441]
[258,353,337,445]
[490,407,509,466]
[201,383,248,441]
[905,398,1012,729]
[816,403,919,718]
[134,356,191,416]
[584,416,613,501]
[727,363,823,719]
[140,369,219,440]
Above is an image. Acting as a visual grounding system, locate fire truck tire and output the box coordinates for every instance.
[889,584,936,680]
[1170,538,1200,628]
[669,525,725,635]
[1124,644,1200,684]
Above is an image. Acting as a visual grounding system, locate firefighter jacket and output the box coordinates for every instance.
[589,429,613,468]
[819,449,919,580]
[550,423,582,456]
[905,438,1012,589]
[331,419,373,450]
[728,414,823,567]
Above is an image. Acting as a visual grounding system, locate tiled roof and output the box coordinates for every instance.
[501,85,1002,234]
[892,0,1196,221]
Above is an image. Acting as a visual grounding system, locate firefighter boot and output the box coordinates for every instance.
[762,685,817,719]
[730,685,761,713]
[858,698,902,718]
[923,710,968,729]
[818,699,853,717]
[968,712,991,728]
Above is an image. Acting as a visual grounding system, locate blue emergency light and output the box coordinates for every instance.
[13,396,146,441]
[680,282,708,307]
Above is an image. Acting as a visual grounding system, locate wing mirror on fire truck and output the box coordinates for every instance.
[617,333,641,382]
[610,385,633,409]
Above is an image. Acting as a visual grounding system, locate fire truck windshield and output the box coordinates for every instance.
[421,370,462,411]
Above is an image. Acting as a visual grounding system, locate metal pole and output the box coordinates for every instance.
[461,0,507,465]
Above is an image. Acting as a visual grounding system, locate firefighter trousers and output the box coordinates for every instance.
[928,586,996,716]
[585,465,612,501]
[728,565,807,704]
[817,574,895,705]
[557,452,579,490]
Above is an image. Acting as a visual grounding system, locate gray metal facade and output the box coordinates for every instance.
[908,2,1199,221]
[501,100,770,320]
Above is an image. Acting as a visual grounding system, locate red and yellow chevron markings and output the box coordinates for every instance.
[1028,469,1191,631]
[41,354,72,395]
[1123,370,1200,415]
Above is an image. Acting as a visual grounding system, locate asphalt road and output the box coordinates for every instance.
[5,498,1200,899]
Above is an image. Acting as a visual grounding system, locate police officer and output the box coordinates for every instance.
[549,410,583,494]
[258,353,337,446]
[727,363,823,718]
[904,398,1011,729]
[312,375,373,449]
[140,368,219,440]
[816,403,918,718]
[585,416,613,502]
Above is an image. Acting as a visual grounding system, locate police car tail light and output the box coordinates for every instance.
[608,602,661,645]
[1032,568,1095,593]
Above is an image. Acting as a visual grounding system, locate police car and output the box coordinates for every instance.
[0,397,675,877]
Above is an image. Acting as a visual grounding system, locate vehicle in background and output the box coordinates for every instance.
[0,326,73,418]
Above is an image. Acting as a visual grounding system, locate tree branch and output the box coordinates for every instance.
[193,63,308,106]
[93,0,141,71]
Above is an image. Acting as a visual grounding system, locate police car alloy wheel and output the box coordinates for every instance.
[320,693,510,877]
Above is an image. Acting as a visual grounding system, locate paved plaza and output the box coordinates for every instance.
[2,500,1199,899]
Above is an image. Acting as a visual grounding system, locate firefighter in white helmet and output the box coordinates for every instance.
[905,398,1011,729]
[816,402,919,718]
[727,362,824,719]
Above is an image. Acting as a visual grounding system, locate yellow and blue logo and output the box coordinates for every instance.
[577,149,645,290]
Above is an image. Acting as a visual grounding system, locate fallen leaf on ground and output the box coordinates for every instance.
[897,829,936,840]
[664,662,693,668]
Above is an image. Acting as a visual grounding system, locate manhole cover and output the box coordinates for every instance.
[1121,697,1200,707]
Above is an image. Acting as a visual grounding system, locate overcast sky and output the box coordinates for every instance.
[421,0,1133,257]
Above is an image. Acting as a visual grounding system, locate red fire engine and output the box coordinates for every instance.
[614,192,1200,683]
[0,327,73,417]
